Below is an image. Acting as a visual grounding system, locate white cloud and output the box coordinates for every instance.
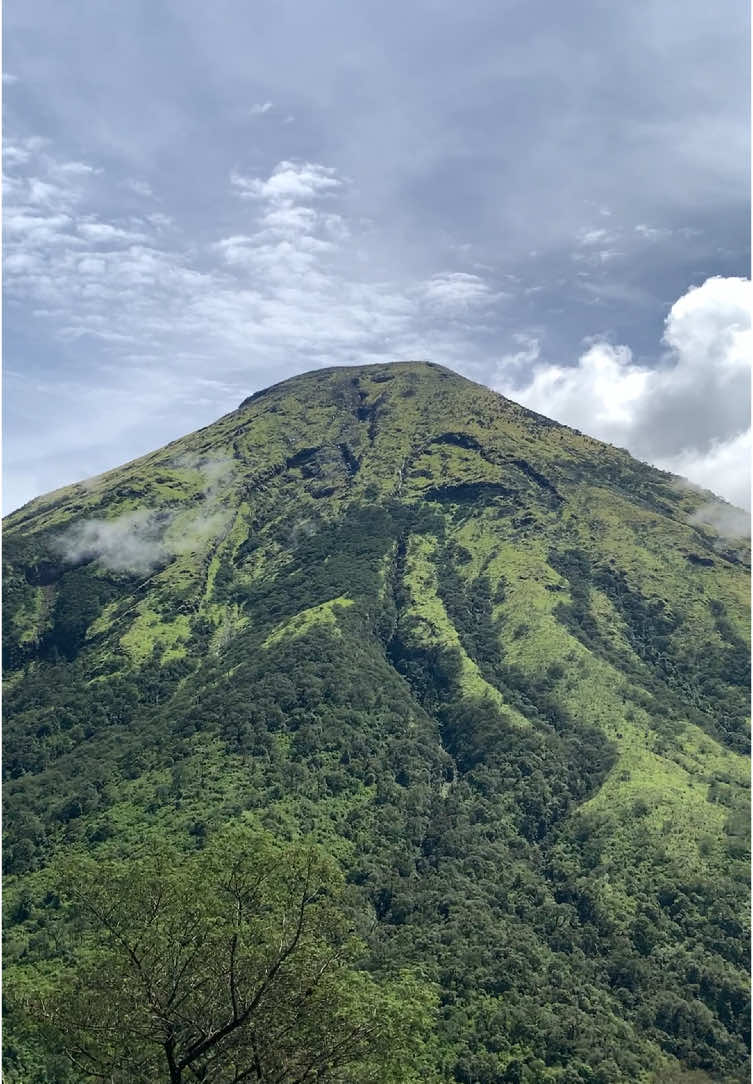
[579,228,611,246]
[496,276,752,508]
[663,275,750,378]
[634,223,671,241]
[77,256,107,276]
[3,211,77,248]
[664,431,751,514]
[26,178,67,206]
[572,225,623,269]
[573,247,623,267]
[77,221,147,243]
[500,333,541,372]
[54,161,99,176]
[53,509,171,573]
[231,161,342,202]
[146,212,173,229]
[4,251,44,274]
[687,487,751,539]
[258,203,319,235]
[51,455,238,571]
[497,340,649,435]
[420,271,503,311]
[4,145,32,166]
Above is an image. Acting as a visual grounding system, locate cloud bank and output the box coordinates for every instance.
[496,276,751,509]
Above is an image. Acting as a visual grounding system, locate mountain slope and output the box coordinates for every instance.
[3,361,750,1083]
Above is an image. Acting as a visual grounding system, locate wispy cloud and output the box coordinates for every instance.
[687,492,750,539]
[53,509,172,574]
[634,224,672,242]
[419,272,504,312]
[497,333,541,374]
[122,178,154,198]
[77,221,148,243]
[578,228,612,247]
[52,454,239,573]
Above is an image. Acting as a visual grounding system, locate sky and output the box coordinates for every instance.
[3,0,750,514]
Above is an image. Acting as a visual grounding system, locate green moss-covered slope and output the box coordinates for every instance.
[3,361,750,1083]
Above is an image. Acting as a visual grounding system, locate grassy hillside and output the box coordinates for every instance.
[3,362,750,1082]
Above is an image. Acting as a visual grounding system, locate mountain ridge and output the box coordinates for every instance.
[7,360,748,530]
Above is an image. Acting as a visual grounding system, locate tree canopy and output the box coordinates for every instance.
[9,826,438,1084]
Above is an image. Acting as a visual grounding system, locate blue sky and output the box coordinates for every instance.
[3,0,750,512]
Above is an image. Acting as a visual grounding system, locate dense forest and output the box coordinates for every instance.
[3,362,750,1082]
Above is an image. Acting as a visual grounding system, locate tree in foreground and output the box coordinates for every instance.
[12,826,438,1083]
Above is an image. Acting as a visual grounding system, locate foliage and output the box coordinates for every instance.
[7,826,438,1084]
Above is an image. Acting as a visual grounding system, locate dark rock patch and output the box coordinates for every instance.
[686,553,714,567]
[286,447,320,472]
[338,443,361,476]
[431,432,485,453]
[511,458,563,502]
[25,560,66,587]
[424,482,515,504]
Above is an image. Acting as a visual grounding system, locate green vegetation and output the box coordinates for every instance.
[3,362,750,1082]
[6,826,436,1083]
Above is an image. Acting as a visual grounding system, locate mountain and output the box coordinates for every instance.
[3,361,750,1083]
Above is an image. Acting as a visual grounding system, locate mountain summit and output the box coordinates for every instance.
[4,362,750,1082]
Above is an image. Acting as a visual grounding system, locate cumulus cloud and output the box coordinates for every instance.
[230,161,341,203]
[497,340,649,438]
[496,276,751,508]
